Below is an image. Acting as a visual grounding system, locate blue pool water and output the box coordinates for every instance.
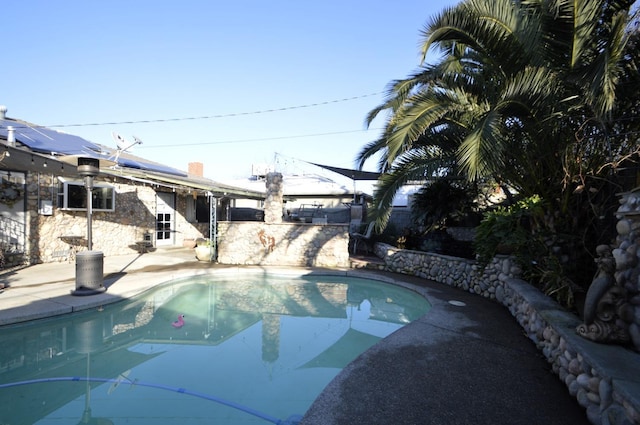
[0,273,430,424]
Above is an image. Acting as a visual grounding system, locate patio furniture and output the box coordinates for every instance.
[350,222,375,254]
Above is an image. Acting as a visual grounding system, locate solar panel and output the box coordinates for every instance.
[0,119,103,156]
[0,119,187,177]
[115,157,187,177]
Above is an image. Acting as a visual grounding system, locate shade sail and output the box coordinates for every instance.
[310,162,380,181]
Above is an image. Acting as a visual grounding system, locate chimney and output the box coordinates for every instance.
[0,105,7,120]
[188,162,204,177]
[7,126,15,146]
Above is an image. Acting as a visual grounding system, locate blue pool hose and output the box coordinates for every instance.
[0,377,303,425]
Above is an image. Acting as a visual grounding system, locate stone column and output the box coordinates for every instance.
[262,314,281,363]
[264,172,283,224]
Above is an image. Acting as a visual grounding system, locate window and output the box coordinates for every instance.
[57,178,115,211]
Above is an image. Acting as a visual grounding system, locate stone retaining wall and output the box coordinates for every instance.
[216,172,349,268]
[373,242,640,425]
[217,222,350,268]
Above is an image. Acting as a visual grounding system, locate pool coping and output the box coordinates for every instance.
[0,261,429,326]
[0,250,607,424]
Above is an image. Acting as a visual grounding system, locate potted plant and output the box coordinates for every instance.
[194,238,212,261]
[182,237,197,249]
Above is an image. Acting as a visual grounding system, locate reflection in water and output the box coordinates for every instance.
[75,319,114,425]
[0,274,430,424]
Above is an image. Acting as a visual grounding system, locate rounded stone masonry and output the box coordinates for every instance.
[372,242,640,425]
[575,188,640,351]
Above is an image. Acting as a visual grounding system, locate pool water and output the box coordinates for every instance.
[0,273,430,424]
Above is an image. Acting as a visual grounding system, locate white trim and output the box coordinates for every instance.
[57,177,116,212]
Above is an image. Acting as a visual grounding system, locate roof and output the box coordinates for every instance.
[0,118,103,156]
[0,115,265,200]
[0,118,186,177]
[102,166,266,200]
[222,174,373,199]
[282,174,353,196]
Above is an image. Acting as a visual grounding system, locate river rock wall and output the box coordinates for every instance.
[614,189,640,351]
[373,243,640,425]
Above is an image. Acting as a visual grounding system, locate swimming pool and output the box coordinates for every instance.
[0,272,430,424]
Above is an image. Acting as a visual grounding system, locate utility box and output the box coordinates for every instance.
[72,250,106,296]
[39,200,53,215]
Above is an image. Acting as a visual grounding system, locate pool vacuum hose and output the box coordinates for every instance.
[0,376,303,425]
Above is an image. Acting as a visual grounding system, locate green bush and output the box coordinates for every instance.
[196,238,212,247]
[474,195,545,265]
[474,195,579,308]
[411,179,479,232]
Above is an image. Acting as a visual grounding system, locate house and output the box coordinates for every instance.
[0,107,265,267]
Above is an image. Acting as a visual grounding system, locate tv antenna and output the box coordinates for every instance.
[111,131,142,164]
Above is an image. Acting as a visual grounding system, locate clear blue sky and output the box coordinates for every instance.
[2,0,459,181]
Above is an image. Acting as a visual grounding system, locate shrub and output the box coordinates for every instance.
[474,195,579,309]
[411,179,479,232]
[474,195,545,265]
[195,238,212,247]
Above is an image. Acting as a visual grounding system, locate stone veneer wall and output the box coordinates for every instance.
[373,243,640,425]
[27,172,207,264]
[217,171,350,268]
[216,222,350,268]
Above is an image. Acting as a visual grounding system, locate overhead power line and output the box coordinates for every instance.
[137,128,383,148]
[44,92,383,129]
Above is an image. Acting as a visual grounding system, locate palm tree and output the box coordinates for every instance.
[358,0,637,234]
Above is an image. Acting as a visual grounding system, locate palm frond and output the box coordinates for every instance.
[355,137,389,171]
[381,87,467,166]
[369,148,458,231]
[420,0,541,74]
[582,10,631,119]
[569,0,605,69]
[365,72,430,127]
[456,107,506,180]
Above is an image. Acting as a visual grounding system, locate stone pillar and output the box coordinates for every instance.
[262,314,280,363]
[264,172,283,224]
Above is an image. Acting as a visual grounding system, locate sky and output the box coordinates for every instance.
[2,0,460,185]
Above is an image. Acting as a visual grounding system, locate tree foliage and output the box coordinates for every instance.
[410,179,480,232]
[358,0,640,302]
